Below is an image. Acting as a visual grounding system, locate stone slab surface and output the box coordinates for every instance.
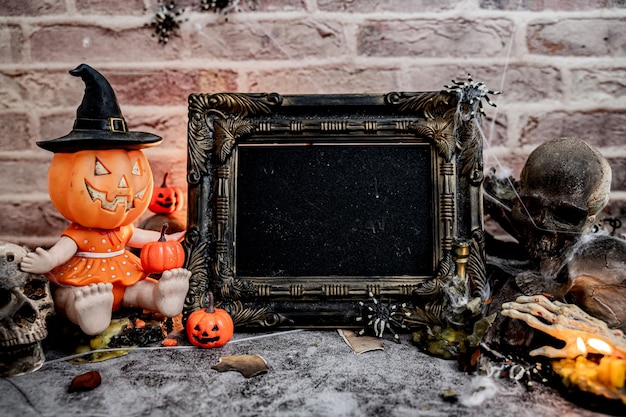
[0,330,614,417]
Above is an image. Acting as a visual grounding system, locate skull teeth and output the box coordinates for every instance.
[0,326,47,347]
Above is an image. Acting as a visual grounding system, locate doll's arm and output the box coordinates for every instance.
[128,228,185,248]
[20,236,78,274]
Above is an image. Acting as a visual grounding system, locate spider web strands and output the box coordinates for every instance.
[41,329,304,366]
[475,0,587,237]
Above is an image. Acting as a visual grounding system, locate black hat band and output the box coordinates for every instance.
[73,117,128,133]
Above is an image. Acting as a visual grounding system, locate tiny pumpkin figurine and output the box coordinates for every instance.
[141,223,185,274]
[149,172,185,215]
[187,291,234,348]
[20,64,191,336]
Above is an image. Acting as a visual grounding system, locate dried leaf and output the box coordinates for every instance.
[212,355,269,378]
[68,370,101,392]
[338,329,383,354]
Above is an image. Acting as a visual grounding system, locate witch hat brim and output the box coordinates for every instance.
[37,64,162,153]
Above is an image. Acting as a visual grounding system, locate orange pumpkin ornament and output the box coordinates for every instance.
[47,149,153,229]
[140,223,185,274]
[186,291,234,348]
[148,172,185,214]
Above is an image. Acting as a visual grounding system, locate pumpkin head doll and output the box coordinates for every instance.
[20,64,190,336]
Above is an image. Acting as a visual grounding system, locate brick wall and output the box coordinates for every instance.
[1,0,625,247]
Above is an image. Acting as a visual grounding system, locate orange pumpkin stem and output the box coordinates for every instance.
[158,223,169,242]
[160,172,170,188]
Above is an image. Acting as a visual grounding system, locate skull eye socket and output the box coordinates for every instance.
[23,280,47,300]
[0,290,11,308]
[521,197,542,218]
[6,252,15,263]
[553,205,587,226]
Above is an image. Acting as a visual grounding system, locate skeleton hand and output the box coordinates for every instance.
[20,248,57,275]
[501,295,626,359]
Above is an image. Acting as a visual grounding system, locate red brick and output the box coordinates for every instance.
[481,112,509,148]
[483,150,528,180]
[0,69,84,110]
[607,157,626,192]
[197,70,239,93]
[76,0,146,15]
[39,111,76,144]
[156,0,305,12]
[145,152,189,193]
[245,65,403,94]
[189,19,348,60]
[518,110,626,147]
[358,19,516,58]
[0,160,50,195]
[570,67,626,102]
[0,200,68,238]
[318,0,460,12]
[480,0,618,10]
[103,69,238,106]
[30,25,183,63]
[127,109,189,150]
[404,64,563,102]
[0,113,34,151]
[0,25,26,64]
[0,67,234,112]
[0,72,25,111]
[248,0,306,11]
[106,70,197,106]
[528,19,626,56]
[2,0,66,16]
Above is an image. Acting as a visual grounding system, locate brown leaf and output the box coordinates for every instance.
[68,370,102,392]
[211,355,269,378]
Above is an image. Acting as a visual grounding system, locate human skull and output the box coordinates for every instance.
[510,138,612,262]
[0,242,54,376]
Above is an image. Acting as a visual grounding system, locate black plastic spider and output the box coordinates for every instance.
[356,291,408,343]
[148,1,185,45]
[444,74,501,117]
[200,0,236,13]
[200,0,233,12]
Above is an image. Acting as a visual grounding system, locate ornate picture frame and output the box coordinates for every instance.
[183,92,487,329]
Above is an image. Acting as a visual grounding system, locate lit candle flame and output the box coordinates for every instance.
[587,338,613,355]
[576,337,587,355]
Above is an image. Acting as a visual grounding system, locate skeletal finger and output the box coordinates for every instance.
[501,309,552,333]
[502,302,558,324]
[529,345,566,359]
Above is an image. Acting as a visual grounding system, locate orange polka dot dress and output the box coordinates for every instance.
[47,223,147,311]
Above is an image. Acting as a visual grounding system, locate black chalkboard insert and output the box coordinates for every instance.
[235,143,433,278]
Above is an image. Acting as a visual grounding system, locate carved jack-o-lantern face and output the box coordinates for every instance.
[186,292,234,349]
[47,149,153,229]
[148,172,184,214]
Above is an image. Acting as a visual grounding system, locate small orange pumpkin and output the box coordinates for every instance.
[140,223,185,274]
[186,291,234,348]
[148,172,185,214]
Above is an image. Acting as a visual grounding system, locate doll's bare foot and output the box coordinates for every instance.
[72,283,114,336]
[154,268,190,317]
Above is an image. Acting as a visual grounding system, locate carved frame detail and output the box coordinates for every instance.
[184,92,485,329]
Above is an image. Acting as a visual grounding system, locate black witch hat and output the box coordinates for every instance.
[37,64,162,153]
